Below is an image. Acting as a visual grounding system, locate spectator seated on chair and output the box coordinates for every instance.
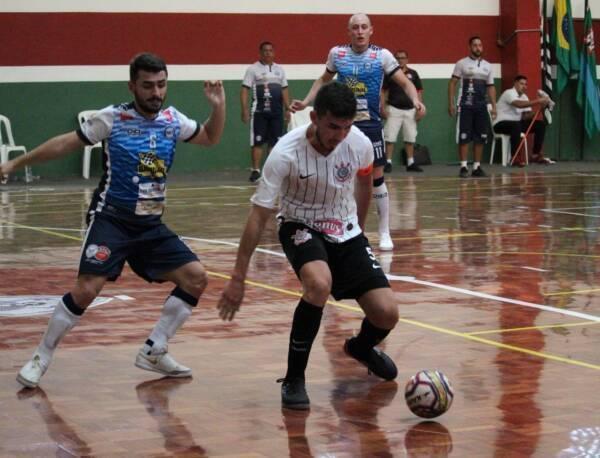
[492,75,552,166]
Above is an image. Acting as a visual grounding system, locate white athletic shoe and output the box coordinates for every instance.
[135,346,192,378]
[17,354,48,388]
[379,233,394,251]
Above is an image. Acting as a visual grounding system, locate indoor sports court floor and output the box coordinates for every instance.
[1,163,599,457]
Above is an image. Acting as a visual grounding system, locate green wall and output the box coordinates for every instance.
[0,78,596,179]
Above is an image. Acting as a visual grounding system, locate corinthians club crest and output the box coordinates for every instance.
[334,162,352,183]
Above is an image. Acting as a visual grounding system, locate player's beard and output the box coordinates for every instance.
[136,94,164,115]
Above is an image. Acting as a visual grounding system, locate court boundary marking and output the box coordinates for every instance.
[1,221,599,371]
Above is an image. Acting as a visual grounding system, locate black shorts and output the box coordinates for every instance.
[458,105,489,144]
[251,112,284,147]
[279,222,390,300]
[79,212,198,282]
[356,124,386,167]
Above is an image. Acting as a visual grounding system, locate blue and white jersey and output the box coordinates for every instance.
[452,56,494,108]
[77,103,200,223]
[326,44,400,129]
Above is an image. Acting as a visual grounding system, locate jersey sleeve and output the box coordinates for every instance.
[280,65,288,88]
[381,48,400,76]
[242,65,255,88]
[325,47,338,74]
[77,105,114,145]
[413,71,424,91]
[250,147,288,209]
[451,60,462,78]
[174,109,200,142]
[486,64,494,85]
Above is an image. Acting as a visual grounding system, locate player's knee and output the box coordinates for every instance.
[184,269,208,298]
[303,276,332,303]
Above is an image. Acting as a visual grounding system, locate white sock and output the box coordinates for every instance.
[386,159,392,164]
[373,182,390,236]
[147,295,193,352]
[460,161,468,168]
[474,161,481,169]
[407,157,415,166]
[37,298,81,366]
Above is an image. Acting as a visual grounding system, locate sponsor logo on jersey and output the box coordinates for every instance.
[163,109,174,123]
[334,162,353,183]
[127,128,142,136]
[120,112,135,121]
[292,229,312,246]
[338,50,346,58]
[313,219,343,236]
[0,296,110,317]
[164,126,174,138]
[346,78,367,97]
[369,52,377,59]
[138,152,166,178]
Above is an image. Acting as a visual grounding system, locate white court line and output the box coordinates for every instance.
[5,222,598,324]
[387,274,600,322]
[521,266,549,272]
[186,236,600,323]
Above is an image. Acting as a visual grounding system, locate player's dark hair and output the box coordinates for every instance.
[129,53,168,81]
[469,36,482,45]
[259,41,273,51]
[314,81,357,120]
[514,74,528,82]
[395,50,408,58]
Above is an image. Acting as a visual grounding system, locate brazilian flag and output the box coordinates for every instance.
[551,0,579,94]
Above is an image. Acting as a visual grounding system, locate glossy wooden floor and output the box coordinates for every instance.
[1,164,599,457]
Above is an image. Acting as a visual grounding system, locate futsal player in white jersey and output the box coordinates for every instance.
[291,13,426,252]
[218,82,399,410]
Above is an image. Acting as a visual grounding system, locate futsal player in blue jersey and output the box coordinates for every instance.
[1,53,226,388]
[291,13,426,251]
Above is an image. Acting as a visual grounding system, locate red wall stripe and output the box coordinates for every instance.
[1,13,501,66]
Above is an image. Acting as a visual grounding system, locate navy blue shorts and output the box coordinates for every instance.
[356,124,386,167]
[458,105,489,144]
[279,222,390,301]
[79,213,198,282]
[251,112,284,147]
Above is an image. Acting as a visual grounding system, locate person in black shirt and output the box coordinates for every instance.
[382,50,425,173]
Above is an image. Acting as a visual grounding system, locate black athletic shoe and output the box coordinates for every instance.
[343,338,398,381]
[249,170,261,182]
[459,166,470,178]
[406,163,423,172]
[278,377,310,410]
[384,161,392,173]
[471,167,486,177]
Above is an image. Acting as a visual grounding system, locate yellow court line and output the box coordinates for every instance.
[467,320,600,335]
[207,271,600,372]
[3,221,83,241]
[4,221,598,371]
[544,288,600,297]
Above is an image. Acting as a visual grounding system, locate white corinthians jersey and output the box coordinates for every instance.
[251,124,374,242]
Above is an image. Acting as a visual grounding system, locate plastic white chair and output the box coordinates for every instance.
[488,106,527,166]
[0,114,32,183]
[288,106,313,131]
[77,110,102,179]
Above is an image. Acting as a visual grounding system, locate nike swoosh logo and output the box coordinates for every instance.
[299,173,315,179]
